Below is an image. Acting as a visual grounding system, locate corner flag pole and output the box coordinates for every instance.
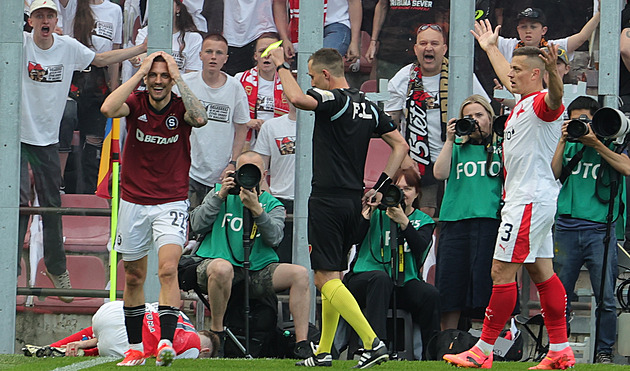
[109,118,121,301]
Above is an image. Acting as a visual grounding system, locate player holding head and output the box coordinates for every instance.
[101,51,207,367]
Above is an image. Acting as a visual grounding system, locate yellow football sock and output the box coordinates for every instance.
[315,293,339,355]
[321,279,377,350]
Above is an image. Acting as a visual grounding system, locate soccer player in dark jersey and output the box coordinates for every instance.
[269,47,408,368]
[101,51,207,367]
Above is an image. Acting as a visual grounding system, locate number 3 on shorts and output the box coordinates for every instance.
[500,223,514,242]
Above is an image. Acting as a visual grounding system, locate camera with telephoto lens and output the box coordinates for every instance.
[455,116,477,136]
[227,163,262,195]
[592,107,630,144]
[378,184,406,211]
[566,114,591,142]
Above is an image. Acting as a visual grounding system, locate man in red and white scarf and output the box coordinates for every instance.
[384,24,489,217]
[236,32,289,149]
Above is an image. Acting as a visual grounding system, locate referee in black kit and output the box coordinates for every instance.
[269,46,408,368]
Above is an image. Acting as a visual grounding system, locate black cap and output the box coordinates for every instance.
[517,7,546,26]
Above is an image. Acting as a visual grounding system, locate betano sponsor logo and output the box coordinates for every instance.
[136,129,179,145]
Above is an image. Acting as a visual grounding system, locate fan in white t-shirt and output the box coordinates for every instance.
[59,0,122,54]
[235,33,290,149]
[222,0,277,75]
[176,34,253,209]
[253,98,296,201]
[495,6,600,63]
[134,0,202,73]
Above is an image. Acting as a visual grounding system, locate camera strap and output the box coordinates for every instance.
[396,231,405,287]
[250,222,258,240]
[614,138,630,154]
[485,135,503,179]
[559,146,586,185]
[372,212,389,265]
[594,139,627,207]
[223,198,259,265]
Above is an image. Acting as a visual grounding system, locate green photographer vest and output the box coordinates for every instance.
[196,184,282,271]
[439,139,502,221]
[557,142,626,225]
[352,209,434,284]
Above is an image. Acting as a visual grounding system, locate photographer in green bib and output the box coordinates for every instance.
[551,96,630,364]
[189,151,311,359]
[433,94,503,331]
[345,167,440,357]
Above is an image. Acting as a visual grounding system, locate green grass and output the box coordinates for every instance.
[1,355,629,370]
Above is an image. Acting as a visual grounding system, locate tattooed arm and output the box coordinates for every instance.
[179,78,209,128]
[162,52,208,128]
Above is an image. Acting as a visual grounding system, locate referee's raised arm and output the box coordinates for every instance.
[269,47,318,111]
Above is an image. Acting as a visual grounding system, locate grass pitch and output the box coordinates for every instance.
[1,355,629,371]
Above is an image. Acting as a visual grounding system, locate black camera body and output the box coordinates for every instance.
[493,115,508,137]
[455,116,477,136]
[566,114,591,142]
[378,184,406,211]
[227,163,262,195]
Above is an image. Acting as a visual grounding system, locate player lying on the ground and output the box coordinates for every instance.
[22,301,218,361]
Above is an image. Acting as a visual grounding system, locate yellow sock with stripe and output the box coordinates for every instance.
[314,293,340,355]
[321,279,378,350]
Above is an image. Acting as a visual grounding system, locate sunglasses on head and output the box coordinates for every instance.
[519,8,540,18]
[541,47,568,61]
[417,24,443,34]
[557,48,567,59]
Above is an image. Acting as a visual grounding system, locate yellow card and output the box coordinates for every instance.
[261,40,283,58]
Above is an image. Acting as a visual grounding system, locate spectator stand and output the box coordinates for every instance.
[344,31,374,89]
[60,194,110,255]
[18,195,114,315]
[32,256,107,315]
[17,259,27,308]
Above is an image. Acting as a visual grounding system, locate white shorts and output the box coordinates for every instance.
[93,301,128,357]
[493,202,555,264]
[115,199,189,261]
[93,300,199,359]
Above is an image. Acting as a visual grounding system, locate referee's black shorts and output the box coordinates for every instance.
[308,193,362,271]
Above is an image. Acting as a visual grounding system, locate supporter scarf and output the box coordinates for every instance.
[239,67,289,119]
[405,58,449,179]
[289,0,327,44]
[515,37,548,50]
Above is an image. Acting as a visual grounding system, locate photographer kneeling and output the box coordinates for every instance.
[345,168,439,358]
[189,151,311,359]
[551,96,630,364]
[433,95,503,330]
